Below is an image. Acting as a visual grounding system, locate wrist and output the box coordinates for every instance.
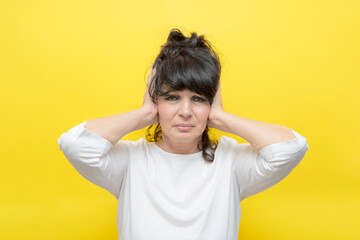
[208,109,227,131]
[138,105,158,127]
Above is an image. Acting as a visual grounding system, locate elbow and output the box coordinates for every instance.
[57,132,107,167]
[57,133,82,163]
[258,129,309,166]
[58,139,87,166]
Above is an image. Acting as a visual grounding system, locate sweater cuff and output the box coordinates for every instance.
[58,121,113,155]
[258,129,308,160]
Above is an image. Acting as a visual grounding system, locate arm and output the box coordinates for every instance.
[208,83,295,152]
[209,82,309,201]
[222,133,308,201]
[84,107,157,145]
[57,64,158,199]
[58,121,139,199]
[84,64,158,145]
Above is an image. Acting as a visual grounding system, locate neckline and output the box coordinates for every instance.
[151,142,203,159]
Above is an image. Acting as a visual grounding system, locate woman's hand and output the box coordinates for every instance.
[208,81,225,129]
[141,64,159,126]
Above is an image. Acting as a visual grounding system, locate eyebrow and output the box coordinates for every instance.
[161,88,177,95]
[162,91,175,96]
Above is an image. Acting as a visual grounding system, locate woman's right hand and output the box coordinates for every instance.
[141,64,159,126]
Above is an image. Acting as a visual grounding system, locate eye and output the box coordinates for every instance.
[165,95,179,101]
[192,96,206,102]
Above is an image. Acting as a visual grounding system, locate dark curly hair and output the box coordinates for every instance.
[145,28,222,162]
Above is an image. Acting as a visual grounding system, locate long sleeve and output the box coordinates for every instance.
[57,121,136,200]
[230,129,309,201]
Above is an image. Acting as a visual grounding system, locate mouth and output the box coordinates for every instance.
[175,124,194,131]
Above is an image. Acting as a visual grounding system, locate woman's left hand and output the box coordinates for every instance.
[208,82,225,129]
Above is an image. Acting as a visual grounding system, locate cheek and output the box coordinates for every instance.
[157,104,174,122]
[195,107,211,123]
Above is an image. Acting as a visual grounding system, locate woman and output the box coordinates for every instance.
[58,28,309,240]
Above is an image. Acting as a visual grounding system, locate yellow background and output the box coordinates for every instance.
[1,0,359,239]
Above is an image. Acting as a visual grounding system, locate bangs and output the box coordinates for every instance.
[153,52,218,102]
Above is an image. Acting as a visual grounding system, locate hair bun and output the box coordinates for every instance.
[167,29,207,48]
[161,29,209,58]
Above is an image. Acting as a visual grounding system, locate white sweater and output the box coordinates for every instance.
[57,121,309,240]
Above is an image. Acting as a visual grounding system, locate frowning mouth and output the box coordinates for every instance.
[175,124,194,131]
[175,124,194,127]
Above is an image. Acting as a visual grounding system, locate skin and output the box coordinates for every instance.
[156,87,211,154]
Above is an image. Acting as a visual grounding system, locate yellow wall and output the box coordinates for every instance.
[1,0,359,239]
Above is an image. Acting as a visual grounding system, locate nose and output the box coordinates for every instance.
[178,99,193,118]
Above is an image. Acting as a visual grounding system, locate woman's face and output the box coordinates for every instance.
[157,87,211,145]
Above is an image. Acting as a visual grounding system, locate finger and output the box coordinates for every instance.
[148,64,157,83]
[148,67,153,82]
[147,68,153,90]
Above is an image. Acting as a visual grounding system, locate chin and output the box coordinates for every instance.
[171,132,203,143]
[161,126,205,143]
